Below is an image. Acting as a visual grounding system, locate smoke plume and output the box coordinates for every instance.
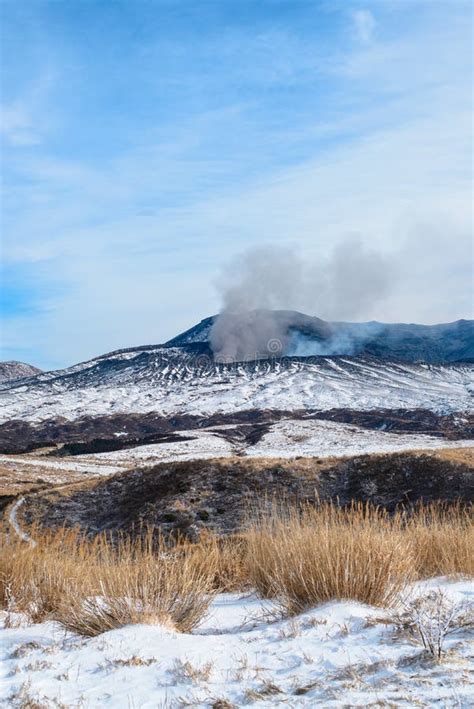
[210,239,395,361]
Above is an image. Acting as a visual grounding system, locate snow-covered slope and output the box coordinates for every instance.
[0,346,472,423]
[73,421,471,468]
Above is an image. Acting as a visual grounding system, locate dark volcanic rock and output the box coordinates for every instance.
[167,311,474,363]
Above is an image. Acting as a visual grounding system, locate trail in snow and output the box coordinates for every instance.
[8,497,36,547]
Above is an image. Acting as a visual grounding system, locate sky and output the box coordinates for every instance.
[1,0,472,370]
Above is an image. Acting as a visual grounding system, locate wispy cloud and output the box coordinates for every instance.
[0,70,55,147]
[0,102,41,146]
[351,9,376,44]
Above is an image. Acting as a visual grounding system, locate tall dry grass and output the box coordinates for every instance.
[246,502,414,613]
[0,501,472,633]
[245,501,473,614]
[0,525,221,634]
[406,503,474,578]
[0,524,86,623]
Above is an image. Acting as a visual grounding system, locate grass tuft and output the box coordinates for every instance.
[246,502,415,613]
[1,525,219,634]
[245,501,473,614]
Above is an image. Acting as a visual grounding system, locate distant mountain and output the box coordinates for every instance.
[0,313,472,442]
[0,361,41,383]
[167,312,474,364]
[0,344,471,427]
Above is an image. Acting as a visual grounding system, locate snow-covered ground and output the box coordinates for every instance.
[82,429,235,465]
[79,419,473,468]
[1,420,471,478]
[1,578,472,708]
[245,419,473,459]
[0,453,126,476]
[1,352,472,423]
[7,498,36,546]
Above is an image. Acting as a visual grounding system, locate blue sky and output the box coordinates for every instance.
[1,0,472,369]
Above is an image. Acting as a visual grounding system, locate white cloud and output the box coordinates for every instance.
[1,71,55,148]
[4,92,471,367]
[351,9,376,44]
[0,102,41,146]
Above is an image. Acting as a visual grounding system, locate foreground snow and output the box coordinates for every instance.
[1,579,472,708]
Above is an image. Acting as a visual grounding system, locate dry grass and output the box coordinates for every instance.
[102,655,157,668]
[245,501,473,614]
[7,677,68,709]
[210,700,238,709]
[0,501,472,634]
[405,503,474,577]
[0,525,88,623]
[0,526,220,634]
[244,680,283,701]
[0,458,102,497]
[425,446,474,466]
[54,550,216,636]
[246,502,415,613]
[199,532,248,592]
[171,658,214,683]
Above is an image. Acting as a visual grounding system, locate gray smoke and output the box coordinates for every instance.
[210,239,395,361]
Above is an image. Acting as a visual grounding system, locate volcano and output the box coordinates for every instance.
[167,311,474,363]
[0,312,472,456]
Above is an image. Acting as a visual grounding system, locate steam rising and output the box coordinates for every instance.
[210,240,394,361]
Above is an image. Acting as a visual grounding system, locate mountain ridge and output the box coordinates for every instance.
[0,313,472,434]
[0,361,42,384]
[0,349,471,425]
[167,311,474,364]
[3,313,470,382]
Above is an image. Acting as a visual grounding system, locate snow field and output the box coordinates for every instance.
[1,579,472,708]
[74,419,474,467]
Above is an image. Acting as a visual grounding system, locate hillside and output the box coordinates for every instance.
[11,450,474,537]
[0,361,41,383]
[0,349,471,426]
[1,313,472,456]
